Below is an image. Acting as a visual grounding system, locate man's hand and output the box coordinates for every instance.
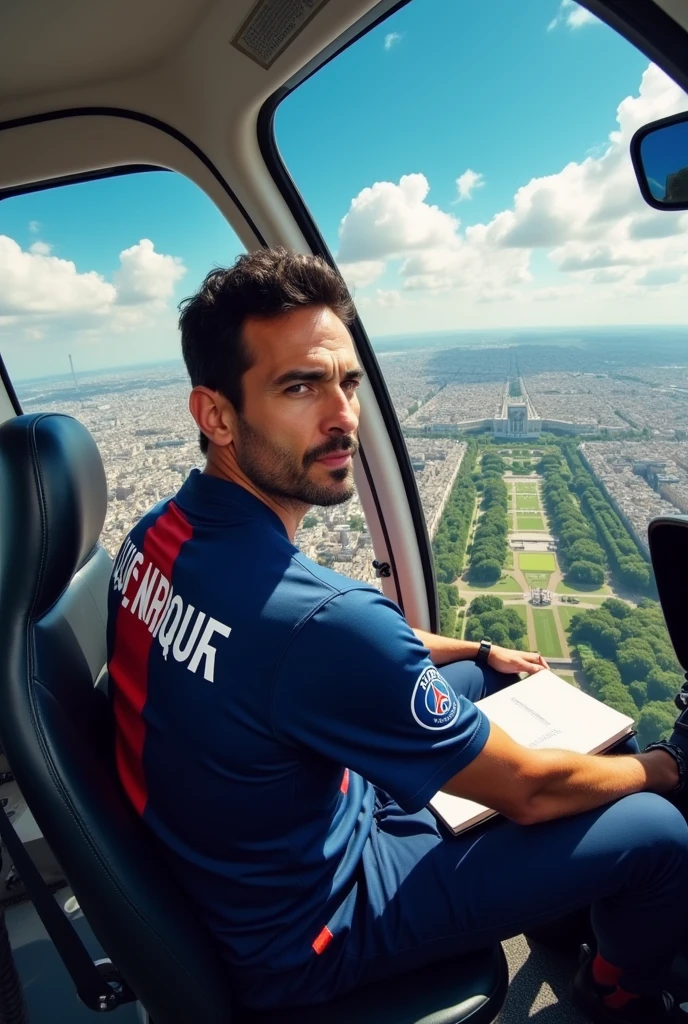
[488,645,548,675]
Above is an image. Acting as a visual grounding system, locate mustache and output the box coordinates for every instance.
[305,436,359,467]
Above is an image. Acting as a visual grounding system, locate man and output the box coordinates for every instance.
[107,248,688,1022]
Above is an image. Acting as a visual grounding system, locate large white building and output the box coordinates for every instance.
[403,376,625,440]
[493,402,542,439]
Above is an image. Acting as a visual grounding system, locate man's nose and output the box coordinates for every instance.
[324,389,359,436]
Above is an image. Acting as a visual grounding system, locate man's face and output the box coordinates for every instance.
[232,306,362,508]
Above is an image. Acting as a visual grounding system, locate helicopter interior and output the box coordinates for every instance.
[2,0,688,1022]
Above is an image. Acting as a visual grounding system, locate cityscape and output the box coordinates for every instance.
[14,331,688,589]
[14,329,688,741]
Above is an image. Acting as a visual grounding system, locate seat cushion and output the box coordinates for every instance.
[241,945,508,1024]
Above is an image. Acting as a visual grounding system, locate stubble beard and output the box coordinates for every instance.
[234,414,357,508]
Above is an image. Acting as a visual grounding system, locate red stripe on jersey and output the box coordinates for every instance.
[340,768,350,795]
[109,502,193,815]
[312,927,333,955]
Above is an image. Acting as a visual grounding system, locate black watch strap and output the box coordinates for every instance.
[476,639,492,665]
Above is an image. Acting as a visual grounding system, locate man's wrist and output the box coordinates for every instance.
[640,748,681,794]
[644,740,688,793]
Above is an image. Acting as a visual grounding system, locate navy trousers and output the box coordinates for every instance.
[337,660,688,999]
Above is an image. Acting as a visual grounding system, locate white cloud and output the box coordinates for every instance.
[28,221,40,235]
[114,238,186,305]
[480,63,688,262]
[374,289,404,307]
[384,32,402,50]
[638,267,685,287]
[400,235,531,293]
[0,236,186,339]
[0,236,116,318]
[455,169,485,201]
[628,212,686,239]
[548,0,598,31]
[336,173,529,297]
[334,62,688,331]
[339,260,386,289]
[338,173,459,263]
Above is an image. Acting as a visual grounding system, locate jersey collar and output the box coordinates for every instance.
[176,469,290,539]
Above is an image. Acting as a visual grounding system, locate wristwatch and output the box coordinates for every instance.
[476,638,492,665]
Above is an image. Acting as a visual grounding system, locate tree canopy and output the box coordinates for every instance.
[468,457,509,584]
[465,596,527,650]
[566,598,680,743]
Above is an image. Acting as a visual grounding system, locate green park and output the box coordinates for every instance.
[516,515,545,530]
[432,438,677,744]
[518,552,556,572]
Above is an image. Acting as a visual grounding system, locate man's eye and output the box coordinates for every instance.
[285,383,308,395]
[343,379,360,392]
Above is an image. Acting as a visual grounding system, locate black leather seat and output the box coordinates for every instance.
[0,412,508,1024]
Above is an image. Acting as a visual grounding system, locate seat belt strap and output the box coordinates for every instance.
[0,802,121,1011]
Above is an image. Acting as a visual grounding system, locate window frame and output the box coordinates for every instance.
[256,0,688,636]
[0,106,267,427]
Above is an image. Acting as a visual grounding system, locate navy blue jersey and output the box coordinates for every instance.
[106,470,490,1006]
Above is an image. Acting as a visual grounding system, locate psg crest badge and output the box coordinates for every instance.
[411,666,460,731]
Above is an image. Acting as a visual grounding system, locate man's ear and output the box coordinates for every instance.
[188,387,235,448]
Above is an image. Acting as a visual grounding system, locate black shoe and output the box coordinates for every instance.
[572,944,688,1022]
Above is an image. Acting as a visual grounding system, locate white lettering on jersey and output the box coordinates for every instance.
[172,606,206,662]
[112,537,134,592]
[158,595,184,660]
[187,617,232,682]
[150,586,174,638]
[120,540,138,592]
[121,551,144,608]
[112,538,232,682]
[145,575,170,631]
[130,563,159,621]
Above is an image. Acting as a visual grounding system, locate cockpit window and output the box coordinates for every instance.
[0,169,244,559]
[275,0,688,743]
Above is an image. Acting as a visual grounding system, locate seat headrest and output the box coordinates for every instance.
[0,413,107,618]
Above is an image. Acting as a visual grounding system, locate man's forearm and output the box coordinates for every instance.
[413,628,479,666]
[522,747,679,825]
[443,723,680,826]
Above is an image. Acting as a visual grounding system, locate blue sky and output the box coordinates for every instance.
[276,0,648,244]
[1,0,687,381]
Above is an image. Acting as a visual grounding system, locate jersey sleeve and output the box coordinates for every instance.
[270,587,490,813]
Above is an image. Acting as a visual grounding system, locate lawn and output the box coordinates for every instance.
[524,571,552,589]
[516,495,540,510]
[504,550,514,569]
[465,574,522,593]
[532,609,563,658]
[556,579,611,595]
[515,484,538,494]
[519,552,557,571]
[517,515,545,530]
[557,605,583,631]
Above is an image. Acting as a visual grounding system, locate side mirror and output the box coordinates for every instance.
[631,110,688,211]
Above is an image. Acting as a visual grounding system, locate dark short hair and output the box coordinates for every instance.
[179,247,356,454]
